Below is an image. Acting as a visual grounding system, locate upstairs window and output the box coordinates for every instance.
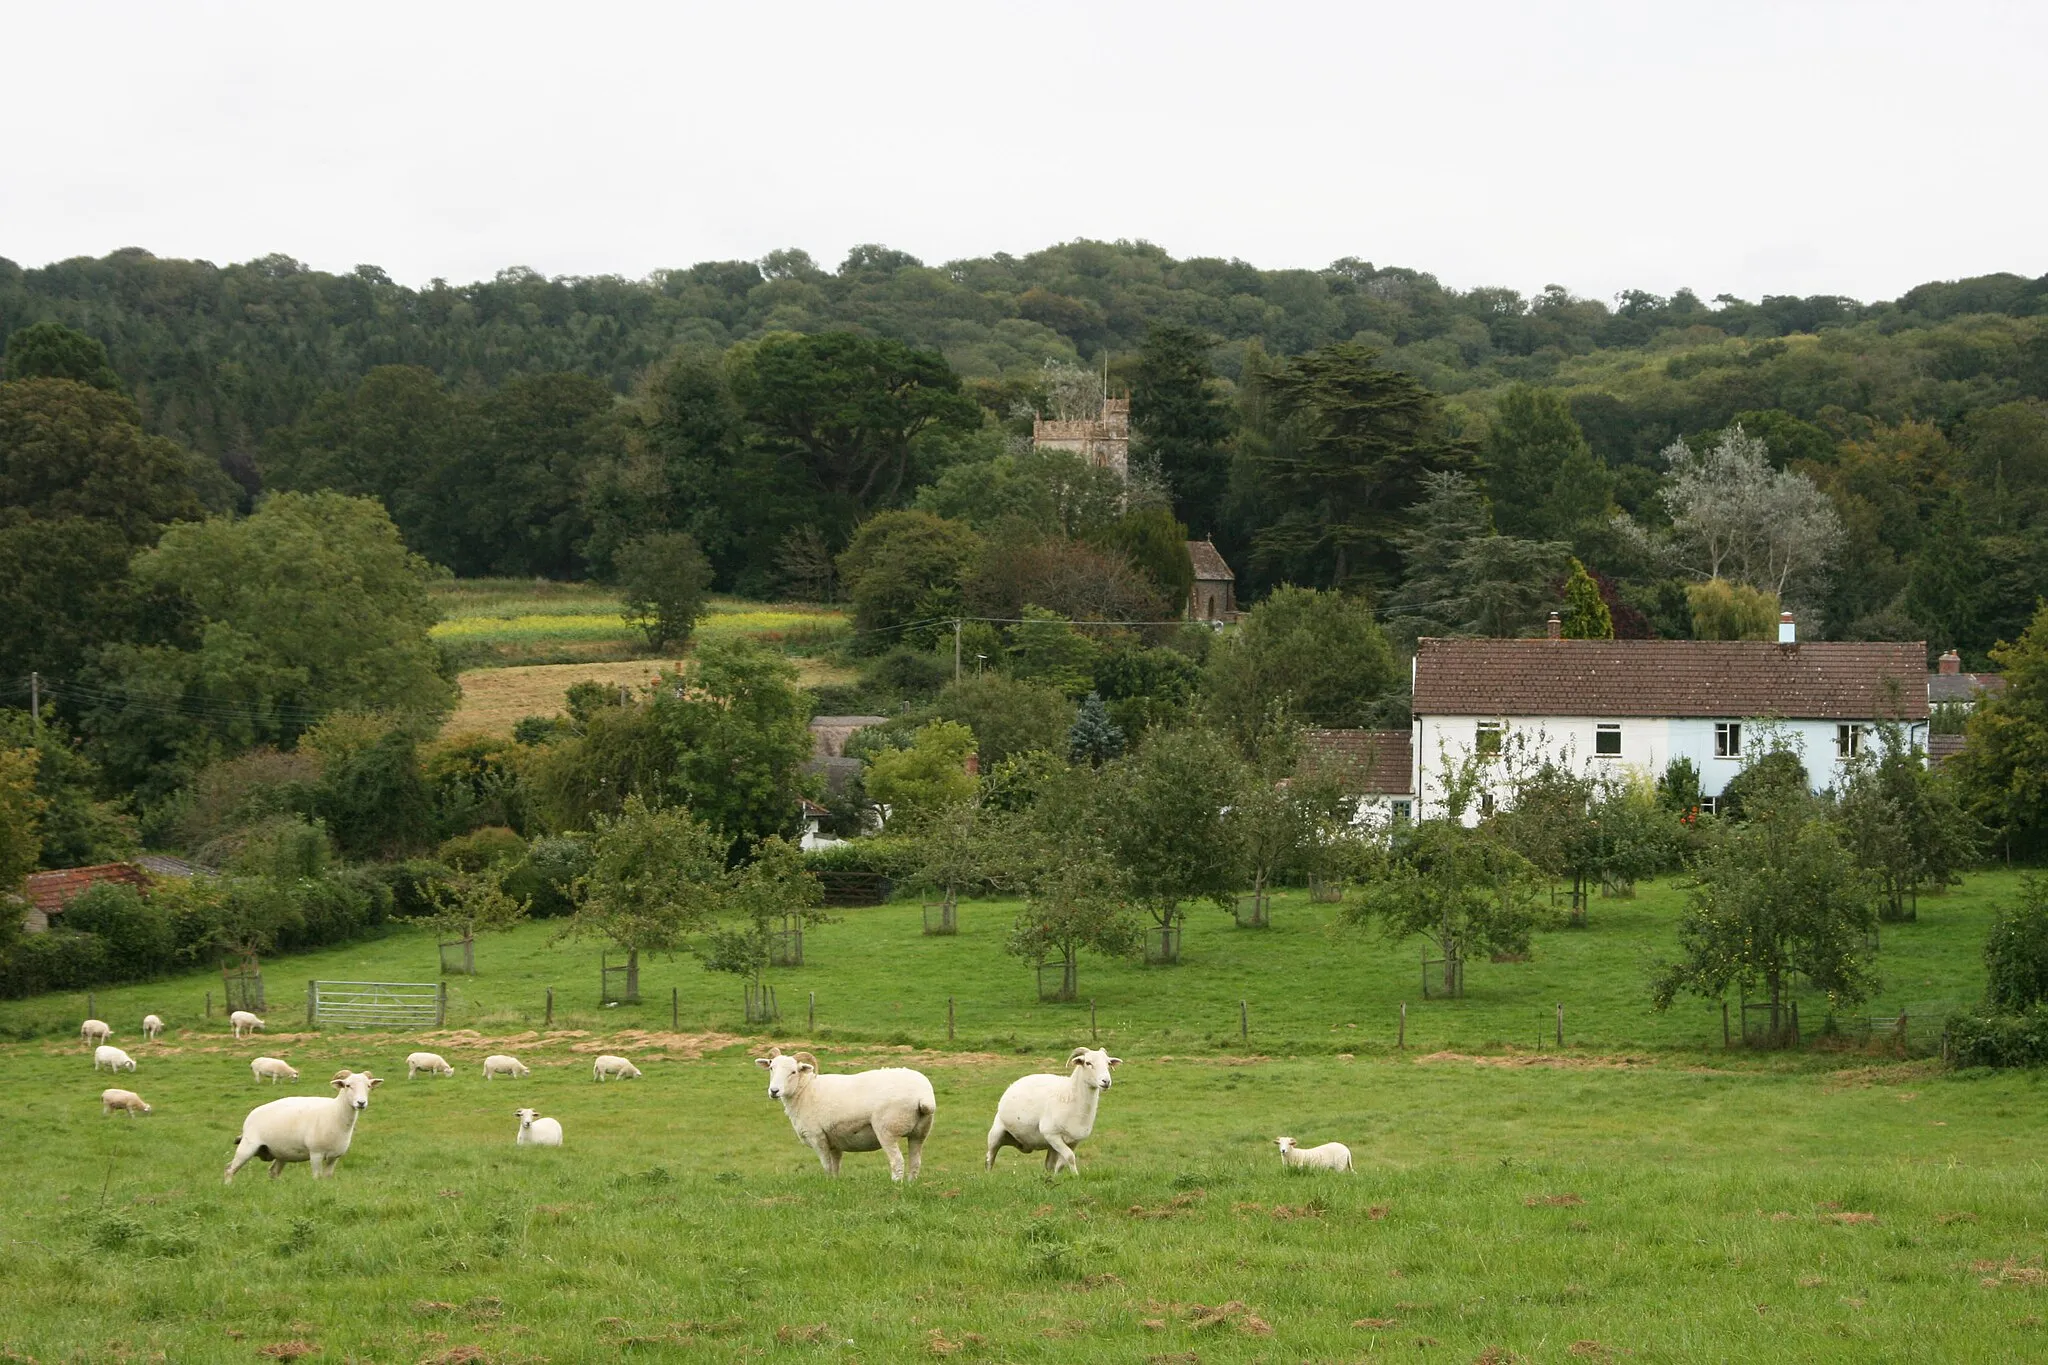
[1479,792,1497,817]
[1391,799,1413,824]
[1476,720,1504,760]
[1837,723,1865,759]
[1595,723,1622,757]
[1700,795,1719,816]
[1714,722,1742,758]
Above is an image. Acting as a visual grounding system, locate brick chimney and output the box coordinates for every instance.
[1938,650,1961,675]
[963,752,979,777]
[1546,611,1562,641]
[1777,611,1796,645]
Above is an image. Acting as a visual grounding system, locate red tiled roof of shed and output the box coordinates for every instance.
[23,863,152,918]
[1303,729,1412,795]
[1413,638,1929,721]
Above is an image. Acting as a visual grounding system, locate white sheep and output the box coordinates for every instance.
[142,1014,164,1041]
[229,1010,264,1040]
[405,1051,455,1079]
[514,1108,563,1146]
[225,1069,381,1182]
[985,1046,1120,1175]
[93,1045,136,1073]
[81,1019,112,1047]
[101,1088,152,1117]
[251,1056,300,1085]
[1274,1136,1353,1172]
[482,1054,530,1080]
[756,1047,936,1182]
[592,1054,642,1082]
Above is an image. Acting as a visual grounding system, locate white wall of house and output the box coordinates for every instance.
[1412,714,1930,822]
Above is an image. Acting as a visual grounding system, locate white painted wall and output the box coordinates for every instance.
[1412,714,1929,823]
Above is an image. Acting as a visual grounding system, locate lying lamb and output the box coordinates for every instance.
[94,1045,137,1073]
[101,1088,152,1117]
[592,1054,642,1082]
[756,1047,935,1181]
[1274,1136,1353,1171]
[81,1019,111,1047]
[142,1014,165,1041]
[406,1052,455,1078]
[986,1046,1120,1175]
[482,1054,530,1080]
[225,1069,381,1182]
[229,1010,264,1040]
[251,1056,299,1084]
[514,1108,563,1146]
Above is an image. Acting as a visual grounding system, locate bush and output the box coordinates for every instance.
[1984,878,2048,1012]
[498,835,590,919]
[370,859,454,920]
[438,825,526,871]
[59,883,175,982]
[0,930,109,997]
[802,837,915,880]
[1947,1006,2048,1068]
[315,731,434,858]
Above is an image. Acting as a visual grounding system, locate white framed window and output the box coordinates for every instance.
[1476,720,1504,760]
[1595,723,1622,757]
[1714,721,1742,758]
[1700,795,1719,816]
[1836,723,1865,759]
[1479,792,1497,817]
[1391,799,1412,824]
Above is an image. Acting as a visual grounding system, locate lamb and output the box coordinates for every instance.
[229,1010,264,1040]
[101,1088,152,1117]
[81,1019,111,1047]
[251,1056,300,1085]
[142,1014,165,1041]
[482,1054,530,1080]
[405,1052,455,1079]
[94,1045,137,1073]
[514,1108,563,1146]
[1274,1136,1354,1172]
[225,1069,381,1182]
[756,1047,936,1182]
[985,1046,1120,1175]
[592,1054,642,1082]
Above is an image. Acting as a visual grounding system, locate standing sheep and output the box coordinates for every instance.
[101,1089,152,1116]
[142,1014,165,1041]
[229,1011,264,1040]
[1273,1136,1354,1171]
[405,1052,455,1078]
[251,1057,300,1085]
[592,1054,642,1082]
[81,1019,112,1048]
[482,1055,530,1081]
[225,1070,382,1182]
[514,1108,563,1146]
[756,1047,936,1182]
[985,1047,1120,1175]
[94,1045,137,1073]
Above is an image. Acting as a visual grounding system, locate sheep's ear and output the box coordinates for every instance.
[330,1076,349,1090]
[1107,1056,1121,1067]
[368,1077,382,1087]
[792,1051,818,1071]
[1068,1048,1090,1067]
[767,1045,783,1058]
[754,1056,774,1069]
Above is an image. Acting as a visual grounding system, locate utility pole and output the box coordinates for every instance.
[953,619,962,682]
[29,672,39,728]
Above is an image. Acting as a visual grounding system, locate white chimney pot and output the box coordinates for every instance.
[1777,612,1796,645]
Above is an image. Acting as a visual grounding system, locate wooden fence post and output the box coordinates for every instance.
[1555,1002,1563,1049]
[1090,998,1098,1042]
[1239,1000,1249,1046]
[545,987,553,1027]
[809,990,816,1033]
[1398,1002,1406,1050]
[671,987,678,1031]
[205,990,211,1019]
[436,980,447,1028]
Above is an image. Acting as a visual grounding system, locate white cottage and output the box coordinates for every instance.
[1409,615,1928,822]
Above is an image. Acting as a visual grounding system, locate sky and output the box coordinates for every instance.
[5,0,2044,306]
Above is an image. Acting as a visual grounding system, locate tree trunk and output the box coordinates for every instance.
[626,948,640,1004]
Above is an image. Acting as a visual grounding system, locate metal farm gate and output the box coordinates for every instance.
[308,980,446,1029]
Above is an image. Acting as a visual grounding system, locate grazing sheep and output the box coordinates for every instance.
[225,1069,381,1183]
[229,1011,264,1040]
[1274,1136,1353,1172]
[592,1054,642,1082]
[482,1054,530,1081]
[142,1014,164,1042]
[251,1056,300,1085]
[405,1051,455,1079]
[985,1046,1121,1175]
[81,1019,112,1047]
[101,1088,152,1117]
[756,1047,936,1182]
[514,1108,563,1146]
[93,1045,137,1073]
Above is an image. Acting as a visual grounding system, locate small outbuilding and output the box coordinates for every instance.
[1187,539,1236,622]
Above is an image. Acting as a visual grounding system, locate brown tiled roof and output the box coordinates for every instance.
[1927,733,1966,765]
[1413,638,1929,721]
[1929,672,2005,704]
[1187,539,1234,582]
[23,863,152,917]
[1303,729,1412,795]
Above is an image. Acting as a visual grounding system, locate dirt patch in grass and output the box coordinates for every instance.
[1415,1051,1651,1070]
[1819,1059,1945,1092]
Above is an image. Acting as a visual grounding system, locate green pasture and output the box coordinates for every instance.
[427,579,848,667]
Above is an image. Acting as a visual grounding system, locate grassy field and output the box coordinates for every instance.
[446,657,861,738]
[428,580,850,669]
[2,873,2044,1360]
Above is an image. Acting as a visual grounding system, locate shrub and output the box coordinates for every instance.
[0,929,109,997]
[59,883,175,982]
[438,826,526,871]
[370,859,454,920]
[802,837,915,880]
[498,835,591,919]
[1947,1006,2048,1068]
[1983,878,2048,1012]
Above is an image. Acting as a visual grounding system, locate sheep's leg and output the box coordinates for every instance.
[814,1143,841,1177]
[267,1159,286,1179]
[985,1120,1017,1170]
[880,1131,908,1183]
[1044,1134,1078,1175]
[905,1132,925,1182]
[224,1141,261,1184]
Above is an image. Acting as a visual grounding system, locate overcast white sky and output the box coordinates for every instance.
[5,0,2043,305]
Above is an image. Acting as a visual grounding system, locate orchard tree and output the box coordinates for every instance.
[617,530,713,648]
[1007,852,1142,1001]
[1836,725,1981,921]
[1227,731,1361,923]
[567,796,725,1002]
[424,868,531,974]
[1346,819,1539,998]
[1094,724,1242,958]
[698,836,827,1003]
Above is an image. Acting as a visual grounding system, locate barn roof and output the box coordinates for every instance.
[23,863,153,918]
